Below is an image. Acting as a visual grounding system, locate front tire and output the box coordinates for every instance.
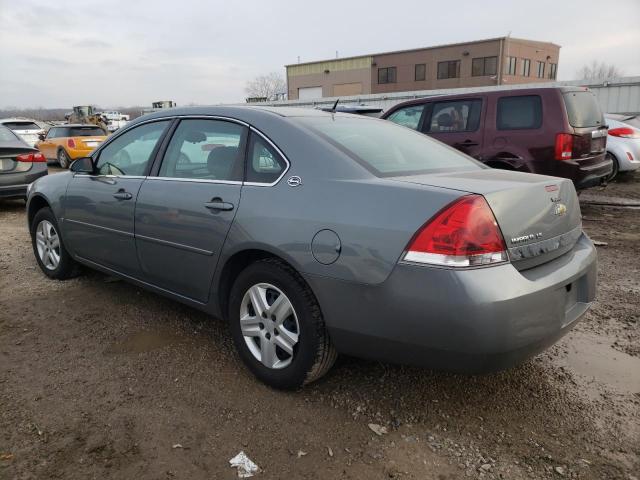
[57,149,71,169]
[31,207,79,279]
[228,258,337,389]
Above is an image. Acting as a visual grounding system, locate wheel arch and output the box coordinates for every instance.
[215,248,313,321]
[27,194,52,233]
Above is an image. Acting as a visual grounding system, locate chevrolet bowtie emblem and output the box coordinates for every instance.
[553,203,567,216]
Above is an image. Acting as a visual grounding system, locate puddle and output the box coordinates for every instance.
[106,328,187,354]
[557,332,640,396]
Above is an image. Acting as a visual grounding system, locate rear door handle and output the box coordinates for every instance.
[204,197,234,211]
[454,140,479,147]
[113,189,132,200]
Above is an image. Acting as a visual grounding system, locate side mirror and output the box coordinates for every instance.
[70,157,94,173]
[38,133,46,141]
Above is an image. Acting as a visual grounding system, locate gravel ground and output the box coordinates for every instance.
[1,169,639,479]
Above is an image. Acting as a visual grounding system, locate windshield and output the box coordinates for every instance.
[3,121,41,131]
[297,116,480,177]
[563,91,604,128]
[69,127,105,137]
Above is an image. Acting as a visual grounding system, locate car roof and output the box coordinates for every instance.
[0,117,43,124]
[53,124,105,128]
[384,86,590,112]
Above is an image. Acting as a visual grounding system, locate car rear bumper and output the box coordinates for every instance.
[307,233,597,372]
[528,154,612,190]
[0,166,48,198]
[68,148,96,159]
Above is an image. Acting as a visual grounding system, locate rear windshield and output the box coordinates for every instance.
[69,127,105,137]
[0,126,20,142]
[3,121,41,130]
[297,116,480,177]
[563,91,604,128]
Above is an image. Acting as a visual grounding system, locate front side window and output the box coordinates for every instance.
[378,67,397,84]
[428,99,482,133]
[497,95,542,130]
[246,134,287,184]
[437,60,460,79]
[520,59,531,77]
[415,64,426,81]
[537,61,545,78]
[471,56,497,77]
[298,116,479,177]
[159,119,245,181]
[96,120,170,176]
[386,105,425,130]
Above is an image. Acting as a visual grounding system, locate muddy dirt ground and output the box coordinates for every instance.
[1,169,639,479]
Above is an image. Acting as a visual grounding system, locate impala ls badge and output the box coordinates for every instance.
[511,232,543,244]
[287,176,302,187]
[553,203,567,216]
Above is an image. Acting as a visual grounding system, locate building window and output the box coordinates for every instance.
[497,95,542,130]
[471,56,497,77]
[378,67,397,84]
[428,99,483,133]
[505,56,517,75]
[415,64,426,81]
[520,58,531,77]
[437,60,460,79]
[537,61,545,78]
[549,63,557,80]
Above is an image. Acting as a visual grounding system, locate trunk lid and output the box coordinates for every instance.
[390,169,582,270]
[76,136,104,149]
[562,89,608,159]
[0,148,37,174]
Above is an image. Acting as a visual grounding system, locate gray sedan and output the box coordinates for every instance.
[0,125,47,200]
[26,107,596,389]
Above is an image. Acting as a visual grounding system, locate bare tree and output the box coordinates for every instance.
[245,72,286,101]
[578,61,624,81]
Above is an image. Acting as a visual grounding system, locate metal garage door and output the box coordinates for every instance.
[298,86,323,100]
[333,83,363,96]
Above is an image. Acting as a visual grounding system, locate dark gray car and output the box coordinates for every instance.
[0,125,48,200]
[26,107,597,389]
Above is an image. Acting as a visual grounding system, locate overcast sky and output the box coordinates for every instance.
[1,0,639,108]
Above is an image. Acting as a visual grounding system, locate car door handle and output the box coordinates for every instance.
[454,140,479,147]
[113,190,133,200]
[204,198,234,211]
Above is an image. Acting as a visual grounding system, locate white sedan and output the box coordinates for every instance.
[605,114,640,180]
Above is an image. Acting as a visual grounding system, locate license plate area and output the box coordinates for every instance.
[0,158,16,172]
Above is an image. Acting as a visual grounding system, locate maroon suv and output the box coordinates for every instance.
[382,87,612,189]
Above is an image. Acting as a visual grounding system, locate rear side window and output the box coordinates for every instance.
[386,105,425,130]
[246,134,287,184]
[3,121,40,130]
[159,119,245,181]
[428,99,482,133]
[563,91,604,128]
[497,95,542,130]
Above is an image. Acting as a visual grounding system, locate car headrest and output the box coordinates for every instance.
[437,113,452,128]
[207,146,238,179]
[184,131,207,143]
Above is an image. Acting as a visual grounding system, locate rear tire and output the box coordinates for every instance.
[606,152,619,181]
[228,258,337,389]
[31,207,80,279]
[57,149,71,169]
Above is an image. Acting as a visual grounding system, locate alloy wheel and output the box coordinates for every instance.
[239,283,300,369]
[35,220,61,270]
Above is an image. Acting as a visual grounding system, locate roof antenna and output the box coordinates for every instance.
[330,98,340,113]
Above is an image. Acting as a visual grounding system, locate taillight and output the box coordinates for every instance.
[403,195,508,267]
[555,133,573,160]
[608,127,640,139]
[67,138,76,148]
[16,152,46,162]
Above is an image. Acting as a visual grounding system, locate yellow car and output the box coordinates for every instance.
[37,124,107,168]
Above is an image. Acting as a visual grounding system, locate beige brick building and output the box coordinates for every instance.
[286,37,560,100]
